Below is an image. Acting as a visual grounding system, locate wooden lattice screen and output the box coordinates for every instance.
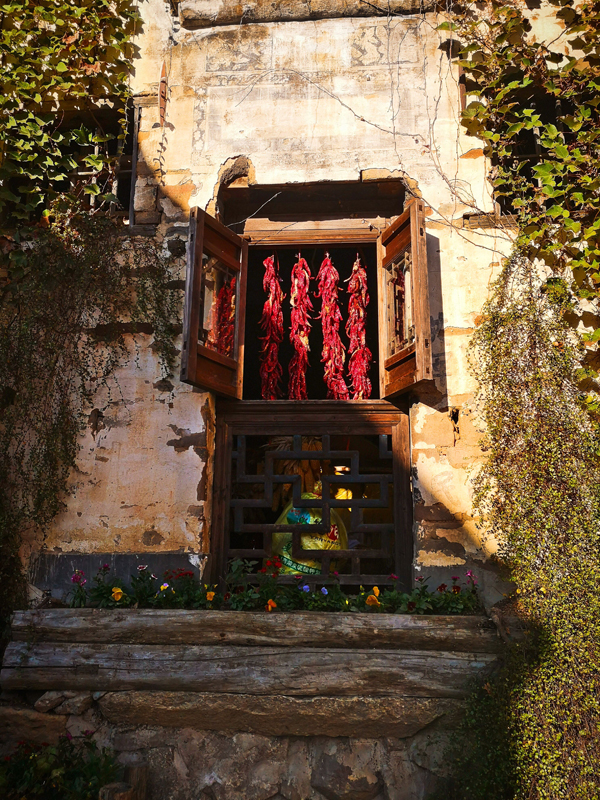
[210,401,412,590]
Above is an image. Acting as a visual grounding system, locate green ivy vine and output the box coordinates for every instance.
[435,2,600,798]
[0,0,180,643]
[0,0,140,222]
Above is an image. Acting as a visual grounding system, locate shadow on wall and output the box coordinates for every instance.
[426,231,447,408]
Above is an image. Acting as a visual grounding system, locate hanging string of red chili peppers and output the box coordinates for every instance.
[288,253,312,400]
[214,276,236,357]
[316,252,349,400]
[346,254,372,399]
[259,255,285,400]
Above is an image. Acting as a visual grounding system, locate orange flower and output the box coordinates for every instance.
[366,594,381,607]
[265,599,277,612]
[111,587,123,602]
[372,586,380,597]
[206,591,215,601]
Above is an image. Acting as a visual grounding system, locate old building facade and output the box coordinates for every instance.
[6,1,568,797]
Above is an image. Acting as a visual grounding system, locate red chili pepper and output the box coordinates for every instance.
[289,253,312,400]
[259,255,285,400]
[346,254,372,399]
[316,253,349,400]
[214,276,236,357]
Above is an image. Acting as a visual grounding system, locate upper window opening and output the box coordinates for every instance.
[220,179,406,237]
[182,192,433,401]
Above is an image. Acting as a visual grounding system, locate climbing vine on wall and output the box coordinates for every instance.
[441,0,600,401]
[0,208,179,635]
[0,0,180,640]
[0,0,140,223]
[436,2,600,798]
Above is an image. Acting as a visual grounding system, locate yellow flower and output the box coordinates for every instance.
[265,599,277,612]
[372,586,380,597]
[366,594,381,607]
[111,587,124,602]
[206,591,215,601]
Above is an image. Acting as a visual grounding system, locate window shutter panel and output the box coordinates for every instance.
[181,207,247,399]
[377,198,432,398]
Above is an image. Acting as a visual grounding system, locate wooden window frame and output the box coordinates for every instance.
[181,201,434,588]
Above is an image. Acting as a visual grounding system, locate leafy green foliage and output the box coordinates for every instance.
[448,0,600,377]
[0,733,119,799]
[68,560,482,614]
[436,253,600,800]
[0,208,179,638]
[0,0,140,222]
[433,4,600,796]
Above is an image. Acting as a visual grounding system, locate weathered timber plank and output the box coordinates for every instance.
[1,642,497,698]
[98,691,463,738]
[10,610,502,652]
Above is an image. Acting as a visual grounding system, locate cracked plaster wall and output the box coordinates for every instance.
[36,328,213,563]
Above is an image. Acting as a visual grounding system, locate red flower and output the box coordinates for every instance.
[224,592,231,601]
[407,601,416,611]
[259,567,267,574]
[437,584,448,593]
[452,585,461,594]
[266,560,273,567]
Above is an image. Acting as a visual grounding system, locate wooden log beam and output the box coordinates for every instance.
[9,610,502,652]
[1,642,497,698]
[98,691,463,739]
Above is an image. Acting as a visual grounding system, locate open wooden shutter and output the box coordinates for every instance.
[377,198,432,398]
[181,207,248,398]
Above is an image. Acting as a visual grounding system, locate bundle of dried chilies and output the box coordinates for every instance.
[346,254,372,399]
[214,276,236,357]
[259,255,285,400]
[316,253,348,399]
[288,253,312,400]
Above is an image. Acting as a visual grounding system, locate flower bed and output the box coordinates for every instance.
[69,558,481,615]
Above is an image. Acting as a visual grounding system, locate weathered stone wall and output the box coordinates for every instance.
[0,692,452,800]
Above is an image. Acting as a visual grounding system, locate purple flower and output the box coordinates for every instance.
[451,576,459,581]
[321,587,328,595]
[300,584,310,592]
[102,563,110,570]
[415,576,424,583]
[65,731,73,741]
[71,570,85,585]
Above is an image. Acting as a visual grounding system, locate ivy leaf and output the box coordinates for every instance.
[546,205,568,218]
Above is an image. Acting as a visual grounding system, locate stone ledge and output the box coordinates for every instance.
[98,691,461,738]
[179,0,435,29]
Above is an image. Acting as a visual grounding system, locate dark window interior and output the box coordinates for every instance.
[220,179,406,233]
[243,244,379,400]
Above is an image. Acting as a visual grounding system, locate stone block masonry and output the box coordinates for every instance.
[1,609,502,799]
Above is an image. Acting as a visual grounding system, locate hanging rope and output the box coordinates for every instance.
[288,252,312,400]
[259,254,285,400]
[346,254,372,399]
[316,252,349,400]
